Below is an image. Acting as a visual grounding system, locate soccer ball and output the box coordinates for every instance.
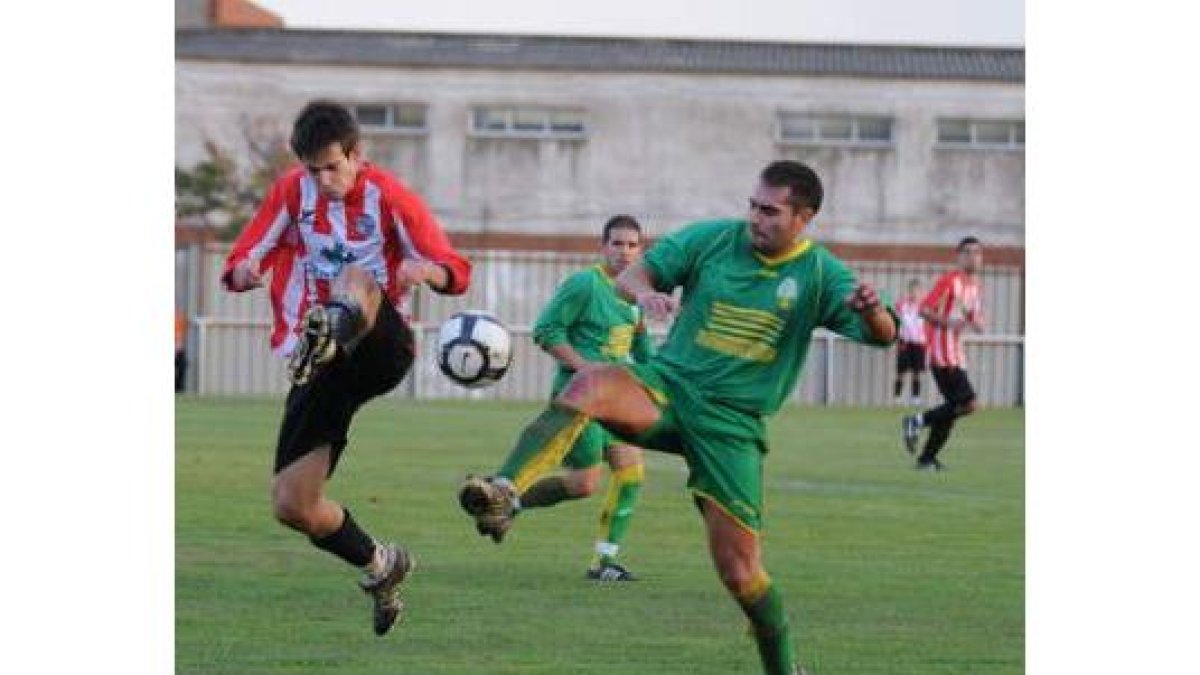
[436,311,513,388]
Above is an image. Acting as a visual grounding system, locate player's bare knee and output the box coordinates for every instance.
[607,445,642,469]
[960,399,979,415]
[557,366,618,414]
[576,470,602,497]
[271,485,318,532]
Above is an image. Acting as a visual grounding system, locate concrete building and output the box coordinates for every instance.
[175,28,1024,251]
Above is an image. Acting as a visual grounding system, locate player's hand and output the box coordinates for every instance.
[396,259,443,288]
[846,282,882,314]
[227,259,263,292]
[636,291,677,322]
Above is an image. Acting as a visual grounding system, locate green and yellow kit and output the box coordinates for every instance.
[626,219,896,531]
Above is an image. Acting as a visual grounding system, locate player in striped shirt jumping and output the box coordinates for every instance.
[902,237,984,471]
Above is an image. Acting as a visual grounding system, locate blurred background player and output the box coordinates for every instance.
[175,307,188,393]
[902,237,984,471]
[459,161,896,675]
[892,278,926,405]
[486,215,653,581]
[222,100,471,635]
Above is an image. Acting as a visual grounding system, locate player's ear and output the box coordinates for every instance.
[792,205,816,230]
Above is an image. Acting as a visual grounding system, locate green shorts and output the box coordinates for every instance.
[619,361,768,533]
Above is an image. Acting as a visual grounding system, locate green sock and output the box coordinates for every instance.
[498,404,591,494]
[740,582,796,675]
[594,463,644,565]
[521,475,577,508]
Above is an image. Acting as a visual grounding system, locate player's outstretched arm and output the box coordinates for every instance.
[846,282,897,344]
[616,260,676,321]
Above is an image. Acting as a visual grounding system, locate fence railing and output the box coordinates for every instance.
[191,317,1023,407]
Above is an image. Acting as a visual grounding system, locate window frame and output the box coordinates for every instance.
[935,118,1025,151]
[468,105,588,141]
[776,112,895,149]
[349,102,429,136]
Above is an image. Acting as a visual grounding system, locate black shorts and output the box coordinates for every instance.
[896,342,927,373]
[273,298,415,475]
[931,366,976,407]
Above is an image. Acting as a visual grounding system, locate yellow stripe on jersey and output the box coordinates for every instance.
[712,301,784,331]
[696,329,778,363]
[600,324,634,359]
[708,316,778,342]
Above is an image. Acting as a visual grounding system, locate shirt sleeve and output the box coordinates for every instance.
[817,251,897,346]
[532,271,592,350]
[920,274,952,318]
[221,175,293,290]
[641,220,730,292]
[386,181,472,295]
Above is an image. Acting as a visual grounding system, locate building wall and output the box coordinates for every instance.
[176,60,1024,246]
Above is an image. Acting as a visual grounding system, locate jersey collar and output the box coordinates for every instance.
[753,239,813,267]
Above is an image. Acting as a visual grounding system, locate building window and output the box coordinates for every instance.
[937,118,1024,150]
[350,103,427,134]
[470,106,587,139]
[777,113,894,147]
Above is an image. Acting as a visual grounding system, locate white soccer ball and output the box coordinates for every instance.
[436,311,513,388]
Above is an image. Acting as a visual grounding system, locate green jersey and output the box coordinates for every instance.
[643,219,895,417]
[533,264,655,391]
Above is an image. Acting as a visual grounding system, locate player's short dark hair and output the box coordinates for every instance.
[602,214,642,243]
[290,100,360,160]
[761,160,824,212]
[957,236,982,252]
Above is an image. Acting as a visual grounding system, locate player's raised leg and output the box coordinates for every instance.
[699,497,798,675]
[289,265,382,385]
[459,365,660,542]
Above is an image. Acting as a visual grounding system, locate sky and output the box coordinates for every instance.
[252,0,1023,46]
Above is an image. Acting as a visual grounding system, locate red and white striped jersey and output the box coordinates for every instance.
[921,270,982,368]
[896,297,925,344]
[221,163,472,357]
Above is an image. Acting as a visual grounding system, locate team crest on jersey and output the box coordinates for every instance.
[776,277,799,310]
[356,213,376,237]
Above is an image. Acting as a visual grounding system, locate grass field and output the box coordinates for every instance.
[176,397,1023,674]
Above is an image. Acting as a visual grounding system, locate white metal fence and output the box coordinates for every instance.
[192,318,1022,407]
[180,245,1023,406]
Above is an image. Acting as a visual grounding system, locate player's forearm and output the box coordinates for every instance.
[615,261,655,303]
[863,306,897,343]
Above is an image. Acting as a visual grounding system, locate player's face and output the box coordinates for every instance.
[303,142,361,200]
[747,183,814,256]
[602,227,642,275]
[958,243,984,274]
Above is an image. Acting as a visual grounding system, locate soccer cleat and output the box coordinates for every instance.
[458,475,518,543]
[901,415,921,454]
[916,458,946,472]
[358,543,416,636]
[586,562,638,582]
[288,304,339,385]
[792,665,809,675]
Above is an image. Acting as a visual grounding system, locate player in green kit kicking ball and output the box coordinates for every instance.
[459,161,897,675]
[475,215,654,580]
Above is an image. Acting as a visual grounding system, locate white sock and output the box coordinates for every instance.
[362,542,387,578]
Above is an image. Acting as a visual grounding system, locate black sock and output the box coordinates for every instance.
[919,420,954,462]
[912,379,920,398]
[309,507,376,567]
[325,297,367,355]
[894,378,903,397]
[920,402,957,427]
[521,475,579,508]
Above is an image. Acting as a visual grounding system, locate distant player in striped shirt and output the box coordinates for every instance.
[901,237,984,471]
[892,278,926,405]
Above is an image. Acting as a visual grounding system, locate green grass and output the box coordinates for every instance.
[176,398,1023,674]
